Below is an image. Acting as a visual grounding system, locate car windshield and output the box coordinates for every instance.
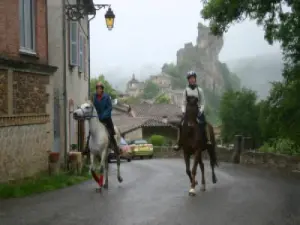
[120,137,127,145]
[134,140,148,144]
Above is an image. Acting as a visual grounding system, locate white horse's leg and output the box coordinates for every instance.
[103,151,109,189]
[98,147,108,187]
[89,153,94,174]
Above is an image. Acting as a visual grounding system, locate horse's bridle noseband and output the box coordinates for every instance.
[75,104,97,121]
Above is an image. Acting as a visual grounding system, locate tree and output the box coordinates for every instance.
[143,81,160,99]
[154,94,171,104]
[219,88,260,142]
[202,0,300,146]
[90,75,117,99]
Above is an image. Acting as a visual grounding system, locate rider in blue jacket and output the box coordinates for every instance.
[93,82,118,148]
[173,71,211,151]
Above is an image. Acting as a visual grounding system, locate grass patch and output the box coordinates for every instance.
[0,167,91,199]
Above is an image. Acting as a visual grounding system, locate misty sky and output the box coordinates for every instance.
[90,0,281,85]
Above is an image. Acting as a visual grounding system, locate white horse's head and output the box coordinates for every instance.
[73,101,95,120]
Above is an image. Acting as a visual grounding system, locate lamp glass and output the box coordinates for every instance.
[105,18,114,30]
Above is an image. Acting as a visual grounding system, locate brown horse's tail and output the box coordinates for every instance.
[208,124,218,167]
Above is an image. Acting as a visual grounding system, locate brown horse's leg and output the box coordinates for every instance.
[207,124,218,184]
[183,151,192,184]
[198,152,206,191]
[189,150,199,196]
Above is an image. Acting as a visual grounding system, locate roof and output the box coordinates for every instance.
[112,115,177,134]
[130,103,182,119]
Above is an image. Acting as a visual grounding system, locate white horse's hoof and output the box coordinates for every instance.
[200,185,206,192]
[189,188,196,196]
[95,187,102,193]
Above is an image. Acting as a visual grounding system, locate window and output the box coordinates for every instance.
[19,0,35,53]
[78,32,84,72]
[69,21,78,66]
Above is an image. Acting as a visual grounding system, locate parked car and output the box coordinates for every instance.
[129,139,154,159]
[108,137,132,162]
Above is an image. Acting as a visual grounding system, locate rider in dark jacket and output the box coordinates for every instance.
[93,82,118,148]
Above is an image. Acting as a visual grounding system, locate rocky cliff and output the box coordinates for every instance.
[175,22,226,93]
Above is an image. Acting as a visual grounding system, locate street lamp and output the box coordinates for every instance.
[65,2,115,31]
[104,8,115,30]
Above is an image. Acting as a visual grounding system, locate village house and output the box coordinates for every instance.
[47,0,93,158]
[112,102,182,142]
[0,0,57,182]
[125,73,145,97]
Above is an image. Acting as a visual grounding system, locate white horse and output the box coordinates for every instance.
[73,101,123,191]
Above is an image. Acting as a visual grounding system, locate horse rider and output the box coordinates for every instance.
[173,70,211,151]
[92,82,118,150]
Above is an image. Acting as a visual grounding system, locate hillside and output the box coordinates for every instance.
[225,52,284,99]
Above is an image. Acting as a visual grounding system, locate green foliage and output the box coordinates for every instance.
[259,139,300,155]
[149,135,165,146]
[202,0,300,153]
[219,88,260,142]
[142,81,160,99]
[0,168,91,199]
[90,75,117,99]
[154,93,171,104]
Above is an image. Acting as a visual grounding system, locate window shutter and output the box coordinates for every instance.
[78,33,84,72]
[83,38,87,79]
[69,21,78,66]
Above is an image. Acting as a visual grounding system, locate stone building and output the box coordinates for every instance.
[47,0,92,157]
[125,74,145,97]
[0,0,57,182]
[149,72,172,91]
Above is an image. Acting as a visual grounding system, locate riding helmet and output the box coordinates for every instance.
[186,71,197,79]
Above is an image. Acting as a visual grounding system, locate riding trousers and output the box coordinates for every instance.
[99,117,116,136]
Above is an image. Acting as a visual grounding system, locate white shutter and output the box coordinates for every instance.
[69,21,78,66]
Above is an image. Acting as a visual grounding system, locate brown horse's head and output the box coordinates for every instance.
[186,96,199,123]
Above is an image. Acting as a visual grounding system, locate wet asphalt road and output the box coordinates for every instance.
[0,158,300,225]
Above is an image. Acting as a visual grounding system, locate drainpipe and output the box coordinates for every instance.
[88,20,91,98]
[62,0,68,167]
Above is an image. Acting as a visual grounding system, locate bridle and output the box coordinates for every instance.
[75,104,98,121]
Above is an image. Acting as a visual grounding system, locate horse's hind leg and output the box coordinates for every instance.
[114,146,123,183]
[198,152,206,191]
[208,146,217,184]
[103,155,109,189]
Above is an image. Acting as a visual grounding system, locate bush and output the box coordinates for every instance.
[259,138,300,155]
[149,135,165,146]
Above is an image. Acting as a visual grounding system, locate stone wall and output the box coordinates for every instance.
[153,145,300,173]
[0,124,51,183]
[0,68,53,183]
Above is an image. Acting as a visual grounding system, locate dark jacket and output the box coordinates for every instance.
[93,93,112,121]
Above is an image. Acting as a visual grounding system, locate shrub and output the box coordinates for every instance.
[259,138,300,155]
[149,135,165,146]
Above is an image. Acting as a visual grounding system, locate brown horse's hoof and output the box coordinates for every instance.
[213,176,217,184]
[189,188,196,196]
[118,176,123,183]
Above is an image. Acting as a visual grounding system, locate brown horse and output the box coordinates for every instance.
[181,96,218,196]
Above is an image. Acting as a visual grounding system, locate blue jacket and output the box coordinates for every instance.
[93,93,112,120]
